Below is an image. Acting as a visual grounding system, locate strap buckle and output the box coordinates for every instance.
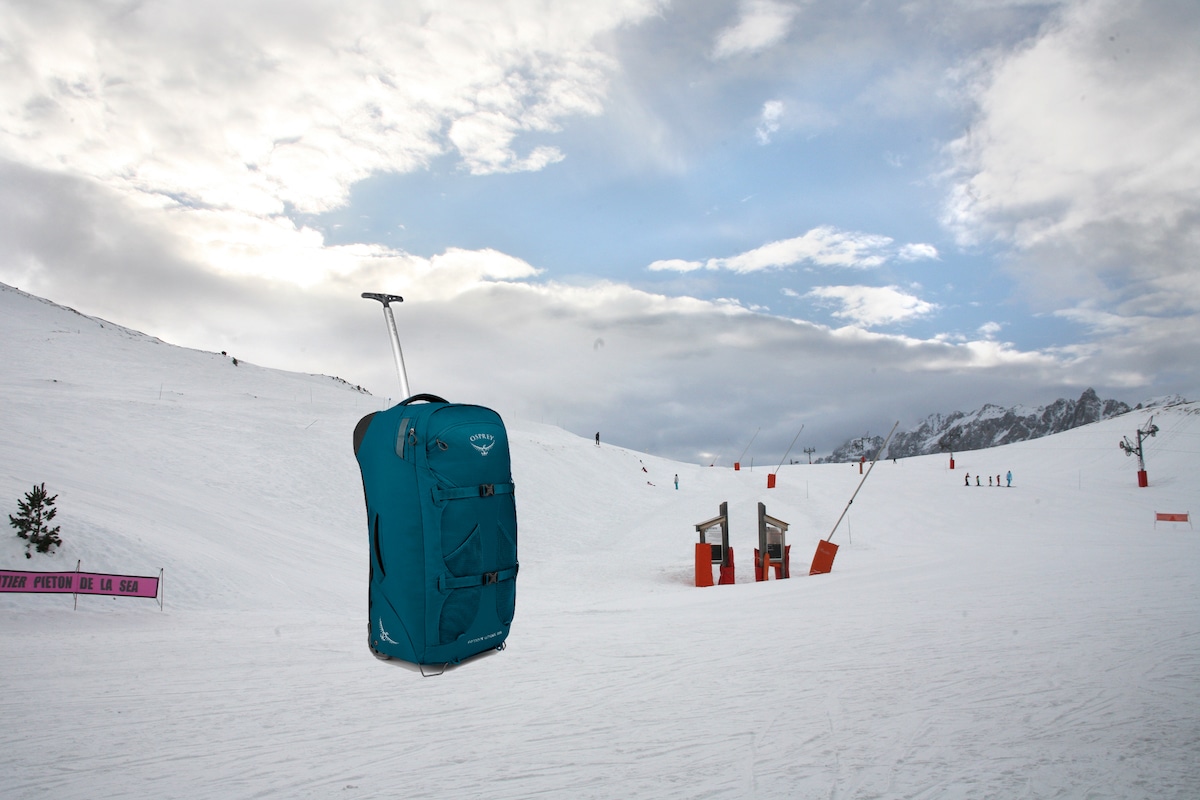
[483,571,499,585]
[479,484,495,497]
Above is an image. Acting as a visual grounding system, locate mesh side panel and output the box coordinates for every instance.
[443,518,482,575]
[440,587,482,644]
[440,522,482,644]
[497,513,517,624]
[496,581,515,626]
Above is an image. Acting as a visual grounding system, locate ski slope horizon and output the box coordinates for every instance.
[2,283,1199,798]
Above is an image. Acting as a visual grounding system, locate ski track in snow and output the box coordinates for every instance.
[2,283,1199,798]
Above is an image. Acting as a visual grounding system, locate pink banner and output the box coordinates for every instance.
[0,569,159,599]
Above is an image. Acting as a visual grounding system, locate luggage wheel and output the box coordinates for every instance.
[368,625,391,661]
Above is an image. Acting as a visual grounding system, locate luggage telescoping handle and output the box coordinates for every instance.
[362,293,412,400]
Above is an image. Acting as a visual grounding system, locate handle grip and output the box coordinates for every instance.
[362,292,403,306]
[400,393,448,405]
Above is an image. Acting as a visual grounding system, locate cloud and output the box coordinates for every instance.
[936,0,1200,404]
[716,227,893,271]
[649,226,942,273]
[977,321,1003,339]
[2,0,1194,466]
[0,0,661,273]
[898,242,939,261]
[447,113,567,175]
[0,158,1090,462]
[712,0,800,60]
[0,0,662,287]
[807,285,939,327]
[755,99,784,144]
[645,261,693,274]
[943,0,1200,316]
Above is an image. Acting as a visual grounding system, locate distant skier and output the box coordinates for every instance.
[965,472,970,486]
[595,432,600,447]
[976,475,981,486]
[1006,470,1012,487]
[674,474,679,490]
[996,474,1001,487]
[988,475,992,486]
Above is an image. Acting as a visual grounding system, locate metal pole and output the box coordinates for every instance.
[827,420,899,544]
[774,425,804,474]
[737,428,760,465]
[362,293,411,400]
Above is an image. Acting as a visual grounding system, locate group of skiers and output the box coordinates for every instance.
[965,470,1013,487]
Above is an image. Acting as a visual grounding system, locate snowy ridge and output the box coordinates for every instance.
[823,387,1138,462]
[2,285,1199,799]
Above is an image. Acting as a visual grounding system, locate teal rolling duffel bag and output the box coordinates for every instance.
[354,393,518,672]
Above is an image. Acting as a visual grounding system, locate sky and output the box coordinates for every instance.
[1,0,1198,464]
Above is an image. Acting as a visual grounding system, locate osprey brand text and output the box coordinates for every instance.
[470,432,496,456]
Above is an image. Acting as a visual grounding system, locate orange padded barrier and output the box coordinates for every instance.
[809,539,839,575]
[694,542,714,587]
[718,547,736,585]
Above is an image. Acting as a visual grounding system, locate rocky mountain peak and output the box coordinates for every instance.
[821,388,1133,463]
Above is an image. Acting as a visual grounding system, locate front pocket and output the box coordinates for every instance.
[443,520,482,577]
[440,523,483,644]
[440,586,482,644]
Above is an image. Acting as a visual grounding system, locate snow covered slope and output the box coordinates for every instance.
[2,282,1198,799]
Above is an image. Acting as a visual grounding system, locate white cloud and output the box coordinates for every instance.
[0,157,1152,462]
[447,113,567,175]
[977,321,1003,339]
[943,0,1200,314]
[645,260,696,274]
[716,227,894,271]
[430,247,542,284]
[649,226,916,273]
[898,242,939,261]
[807,284,938,327]
[1052,305,1137,336]
[712,0,800,60]
[3,0,1194,462]
[755,99,784,144]
[0,4,959,292]
[0,0,660,283]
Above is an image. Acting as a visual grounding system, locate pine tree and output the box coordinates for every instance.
[8,483,63,558]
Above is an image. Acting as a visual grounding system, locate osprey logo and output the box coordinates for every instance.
[470,433,496,456]
[378,618,399,645]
